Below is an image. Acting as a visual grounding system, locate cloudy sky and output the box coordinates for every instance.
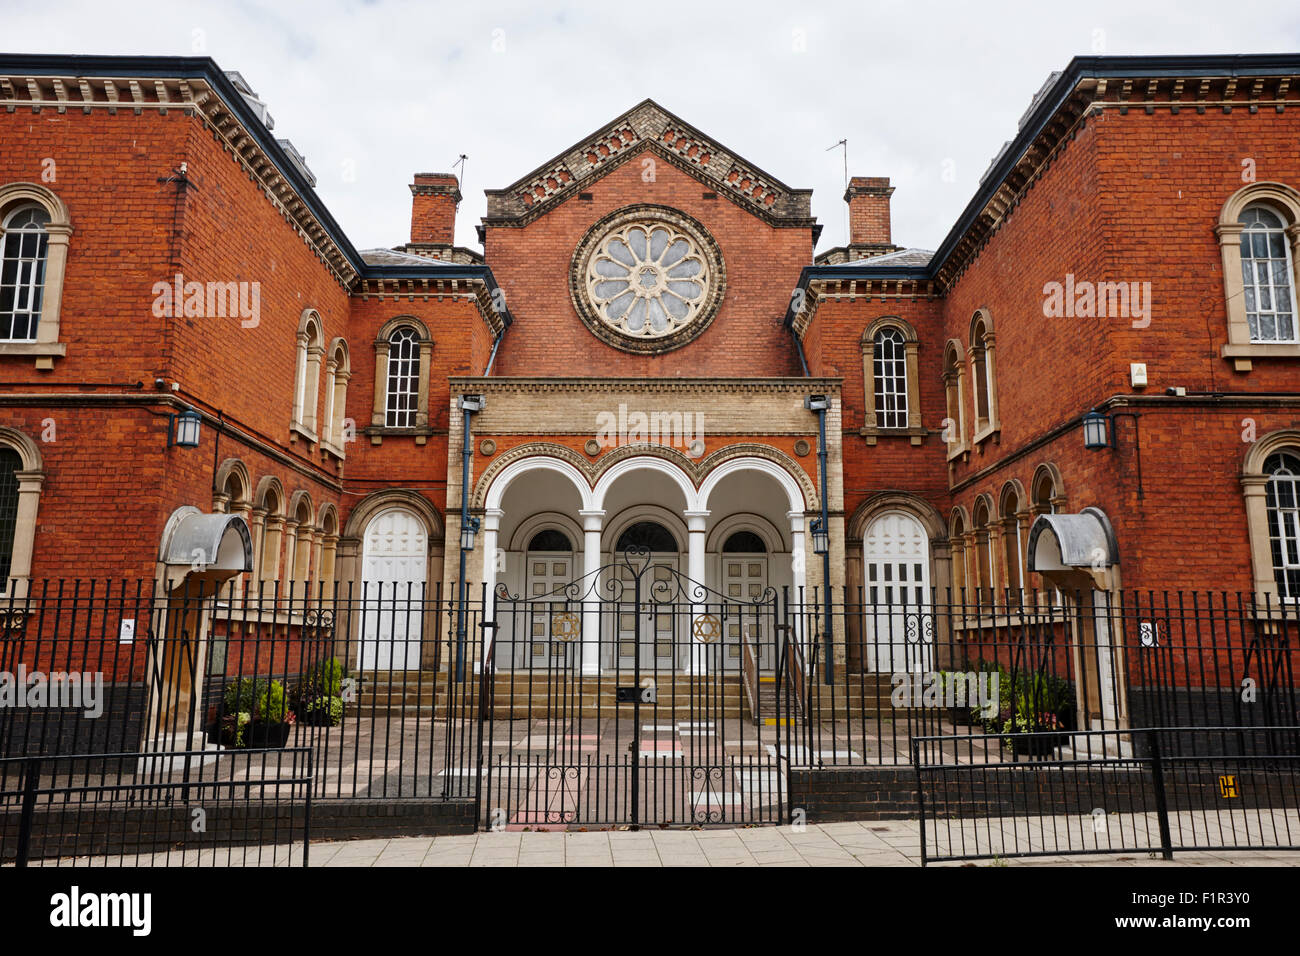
[10,1,1300,254]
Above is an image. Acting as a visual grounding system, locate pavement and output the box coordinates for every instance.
[298,820,1300,867]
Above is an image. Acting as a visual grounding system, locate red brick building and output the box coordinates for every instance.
[2,51,1300,680]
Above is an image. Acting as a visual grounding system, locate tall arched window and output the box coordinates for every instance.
[1000,482,1026,601]
[0,448,21,587]
[874,327,907,428]
[969,310,999,440]
[949,510,969,604]
[1240,205,1297,344]
[943,340,967,459]
[972,497,994,605]
[291,310,325,440]
[616,521,678,552]
[0,204,49,342]
[385,327,420,428]
[1265,450,1300,599]
[321,338,350,455]
[0,184,70,368]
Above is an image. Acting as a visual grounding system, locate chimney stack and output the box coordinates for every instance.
[409,173,461,245]
[844,176,894,249]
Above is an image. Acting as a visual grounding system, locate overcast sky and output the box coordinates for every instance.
[10,1,1300,254]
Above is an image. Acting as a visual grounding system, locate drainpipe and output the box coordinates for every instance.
[805,394,834,686]
[454,394,485,681]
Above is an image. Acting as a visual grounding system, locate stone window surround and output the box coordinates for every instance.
[1217,182,1300,372]
[942,339,969,461]
[368,316,433,446]
[1243,428,1300,601]
[968,309,1001,445]
[290,309,325,445]
[0,182,72,370]
[860,316,925,445]
[0,426,44,598]
[321,336,351,459]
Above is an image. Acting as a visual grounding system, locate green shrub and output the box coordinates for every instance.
[255,680,291,723]
[292,658,346,710]
[301,694,343,726]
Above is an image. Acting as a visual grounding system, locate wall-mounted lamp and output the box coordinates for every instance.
[168,408,201,448]
[810,517,829,555]
[460,515,481,553]
[1082,408,1144,500]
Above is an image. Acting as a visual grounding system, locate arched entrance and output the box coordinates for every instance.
[862,510,933,673]
[611,519,681,670]
[360,506,428,671]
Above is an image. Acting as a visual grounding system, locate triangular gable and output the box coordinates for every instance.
[483,99,814,229]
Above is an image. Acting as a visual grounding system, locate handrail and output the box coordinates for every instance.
[785,639,807,716]
[740,625,761,724]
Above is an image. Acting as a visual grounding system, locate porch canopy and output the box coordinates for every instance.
[1027,506,1118,589]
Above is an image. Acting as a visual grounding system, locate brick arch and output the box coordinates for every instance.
[473,442,594,511]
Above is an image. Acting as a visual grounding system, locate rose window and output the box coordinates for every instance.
[586,222,710,338]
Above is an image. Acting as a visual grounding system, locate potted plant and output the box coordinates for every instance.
[999,670,1070,756]
[292,658,347,727]
[245,679,294,748]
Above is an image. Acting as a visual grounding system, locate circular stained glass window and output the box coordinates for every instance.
[571,206,725,353]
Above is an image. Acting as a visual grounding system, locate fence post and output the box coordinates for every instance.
[15,755,39,869]
[911,739,928,868]
[1147,728,1174,861]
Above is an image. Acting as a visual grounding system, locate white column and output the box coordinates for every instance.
[481,508,503,668]
[579,509,605,675]
[788,510,809,654]
[684,509,710,673]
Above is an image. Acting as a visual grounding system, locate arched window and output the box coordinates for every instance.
[316,505,339,597]
[0,448,21,587]
[0,428,43,597]
[972,497,994,605]
[0,184,70,367]
[943,340,967,459]
[385,327,420,428]
[321,338,350,455]
[616,521,678,552]
[1239,205,1296,344]
[969,310,1000,440]
[1265,451,1300,599]
[255,482,284,587]
[873,328,907,428]
[722,530,766,553]
[291,310,325,440]
[1000,482,1026,600]
[949,510,969,604]
[289,493,314,588]
[1216,183,1300,371]
[0,204,49,342]
[370,317,433,444]
[528,529,573,551]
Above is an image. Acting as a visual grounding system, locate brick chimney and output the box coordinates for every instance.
[409,173,461,245]
[844,176,894,248]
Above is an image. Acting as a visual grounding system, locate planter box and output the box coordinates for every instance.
[244,721,292,748]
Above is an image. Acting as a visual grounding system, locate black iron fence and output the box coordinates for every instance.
[913,727,1300,865]
[1,748,312,866]
[788,587,1300,767]
[0,578,1297,844]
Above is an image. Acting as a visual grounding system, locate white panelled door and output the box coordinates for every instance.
[863,511,933,673]
[360,507,428,671]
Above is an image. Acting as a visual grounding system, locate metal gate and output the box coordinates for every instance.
[479,545,789,828]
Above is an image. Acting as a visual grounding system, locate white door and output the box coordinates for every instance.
[863,511,933,673]
[721,555,770,671]
[518,551,575,669]
[612,556,678,671]
[360,507,428,671]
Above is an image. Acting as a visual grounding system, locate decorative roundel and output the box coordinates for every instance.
[550,612,581,642]
[691,613,721,643]
[571,205,726,353]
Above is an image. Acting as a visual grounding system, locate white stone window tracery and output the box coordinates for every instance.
[588,222,708,338]
[571,206,725,353]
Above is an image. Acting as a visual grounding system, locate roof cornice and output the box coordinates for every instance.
[0,52,507,298]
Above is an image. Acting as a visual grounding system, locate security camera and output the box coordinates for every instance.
[1165,386,1187,397]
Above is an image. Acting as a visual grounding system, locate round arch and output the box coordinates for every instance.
[342,489,444,542]
[697,454,807,515]
[592,454,697,512]
[0,426,43,473]
[507,511,586,553]
[375,314,432,344]
[483,452,595,512]
[862,314,919,345]
[602,504,689,555]
[253,475,285,515]
[287,489,315,526]
[317,502,340,536]
[1030,462,1067,511]
[0,182,71,227]
[214,458,251,506]
[705,512,788,553]
[1243,427,1300,475]
[1218,181,1300,227]
[847,491,946,544]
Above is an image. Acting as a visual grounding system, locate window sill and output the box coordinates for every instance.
[363,425,433,446]
[320,440,346,461]
[861,425,928,447]
[945,441,970,463]
[0,341,66,370]
[289,424,318,446]
[972,423,1001,447]
[1221,341,1300,372]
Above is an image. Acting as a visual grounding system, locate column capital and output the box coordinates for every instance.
[482,507,504,531]
[579,508,607,531]
[683,509,710,533]
[787,510,807,531]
